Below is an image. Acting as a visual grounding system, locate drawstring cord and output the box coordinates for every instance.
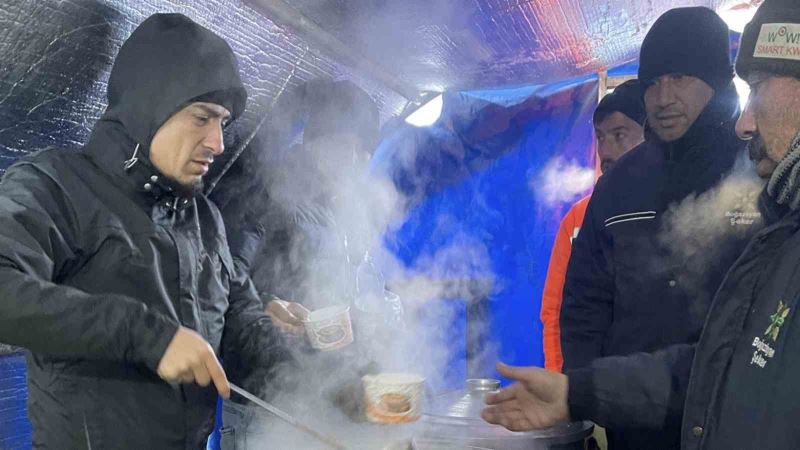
[123,143,140,171]
[121,142,190,214]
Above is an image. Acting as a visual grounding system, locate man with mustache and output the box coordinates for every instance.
[557,7,760,449]
[0,14,293,448]
[484,0,800,448]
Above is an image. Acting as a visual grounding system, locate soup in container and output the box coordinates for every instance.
[363,373,425,424]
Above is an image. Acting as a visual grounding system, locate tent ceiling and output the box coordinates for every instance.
[256,0,743,93]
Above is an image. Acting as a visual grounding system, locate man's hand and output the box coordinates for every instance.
[157,327,230,399]
[266,298,310,335]
[481,362,570,431]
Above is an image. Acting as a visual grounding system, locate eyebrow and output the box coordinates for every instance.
[192,104,232,121]
[596,125,629,134]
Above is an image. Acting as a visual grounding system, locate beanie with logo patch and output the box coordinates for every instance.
[736,0,800,81]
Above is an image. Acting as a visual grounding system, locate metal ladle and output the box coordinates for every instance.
[230,383,350,450]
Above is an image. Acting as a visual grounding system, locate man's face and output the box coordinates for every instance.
[594,111,645,173]
[644,74,714,142]
[736,73,800,179]
[149,102,231,192]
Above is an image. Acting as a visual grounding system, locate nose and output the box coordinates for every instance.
[204,123,225,155]
[598,139,614,160]
[736,95,756,141]
[653,78,675,106]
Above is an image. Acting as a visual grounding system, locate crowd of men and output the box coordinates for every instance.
[495,1,800,449]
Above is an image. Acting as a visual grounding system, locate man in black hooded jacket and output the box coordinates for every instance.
[559,7,762,449]
[0,13,292,449]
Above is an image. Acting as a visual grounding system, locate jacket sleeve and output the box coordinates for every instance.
[0,161,178,371]
[540,208,576,372]
[221,260,298,399]
[560,188,614,369]
[566,343,694,430]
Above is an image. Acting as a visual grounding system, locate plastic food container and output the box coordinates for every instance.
[304,305,354,351]
[363,373,426,424]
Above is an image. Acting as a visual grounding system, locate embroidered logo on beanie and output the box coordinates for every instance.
[736,0,800,80]
[754,23,800,61]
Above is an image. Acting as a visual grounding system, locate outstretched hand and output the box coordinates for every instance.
[481,362,570,431]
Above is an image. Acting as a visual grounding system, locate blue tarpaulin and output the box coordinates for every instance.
[373,74,604,381]
[0,353,30,450]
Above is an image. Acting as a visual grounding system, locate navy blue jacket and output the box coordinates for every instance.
[560,83,761,449]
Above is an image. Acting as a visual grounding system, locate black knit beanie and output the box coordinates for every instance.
[736,0,800,81]
[593,79,646,126]
[639,7,733,91]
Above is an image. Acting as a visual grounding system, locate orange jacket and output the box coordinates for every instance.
[540,195,591,372]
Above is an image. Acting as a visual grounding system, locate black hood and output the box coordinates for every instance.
[102,13,247,150]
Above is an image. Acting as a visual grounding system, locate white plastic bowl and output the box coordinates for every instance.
[303,305,354,351]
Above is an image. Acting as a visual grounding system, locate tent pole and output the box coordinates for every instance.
[598,70,608,103]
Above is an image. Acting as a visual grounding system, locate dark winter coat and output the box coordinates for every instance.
[0,14,289,449]
[567,190,800,450]
[560,83,761,449]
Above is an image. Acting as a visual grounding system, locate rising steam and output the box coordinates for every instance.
[532,156,595,206]
[225,112,496,449]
